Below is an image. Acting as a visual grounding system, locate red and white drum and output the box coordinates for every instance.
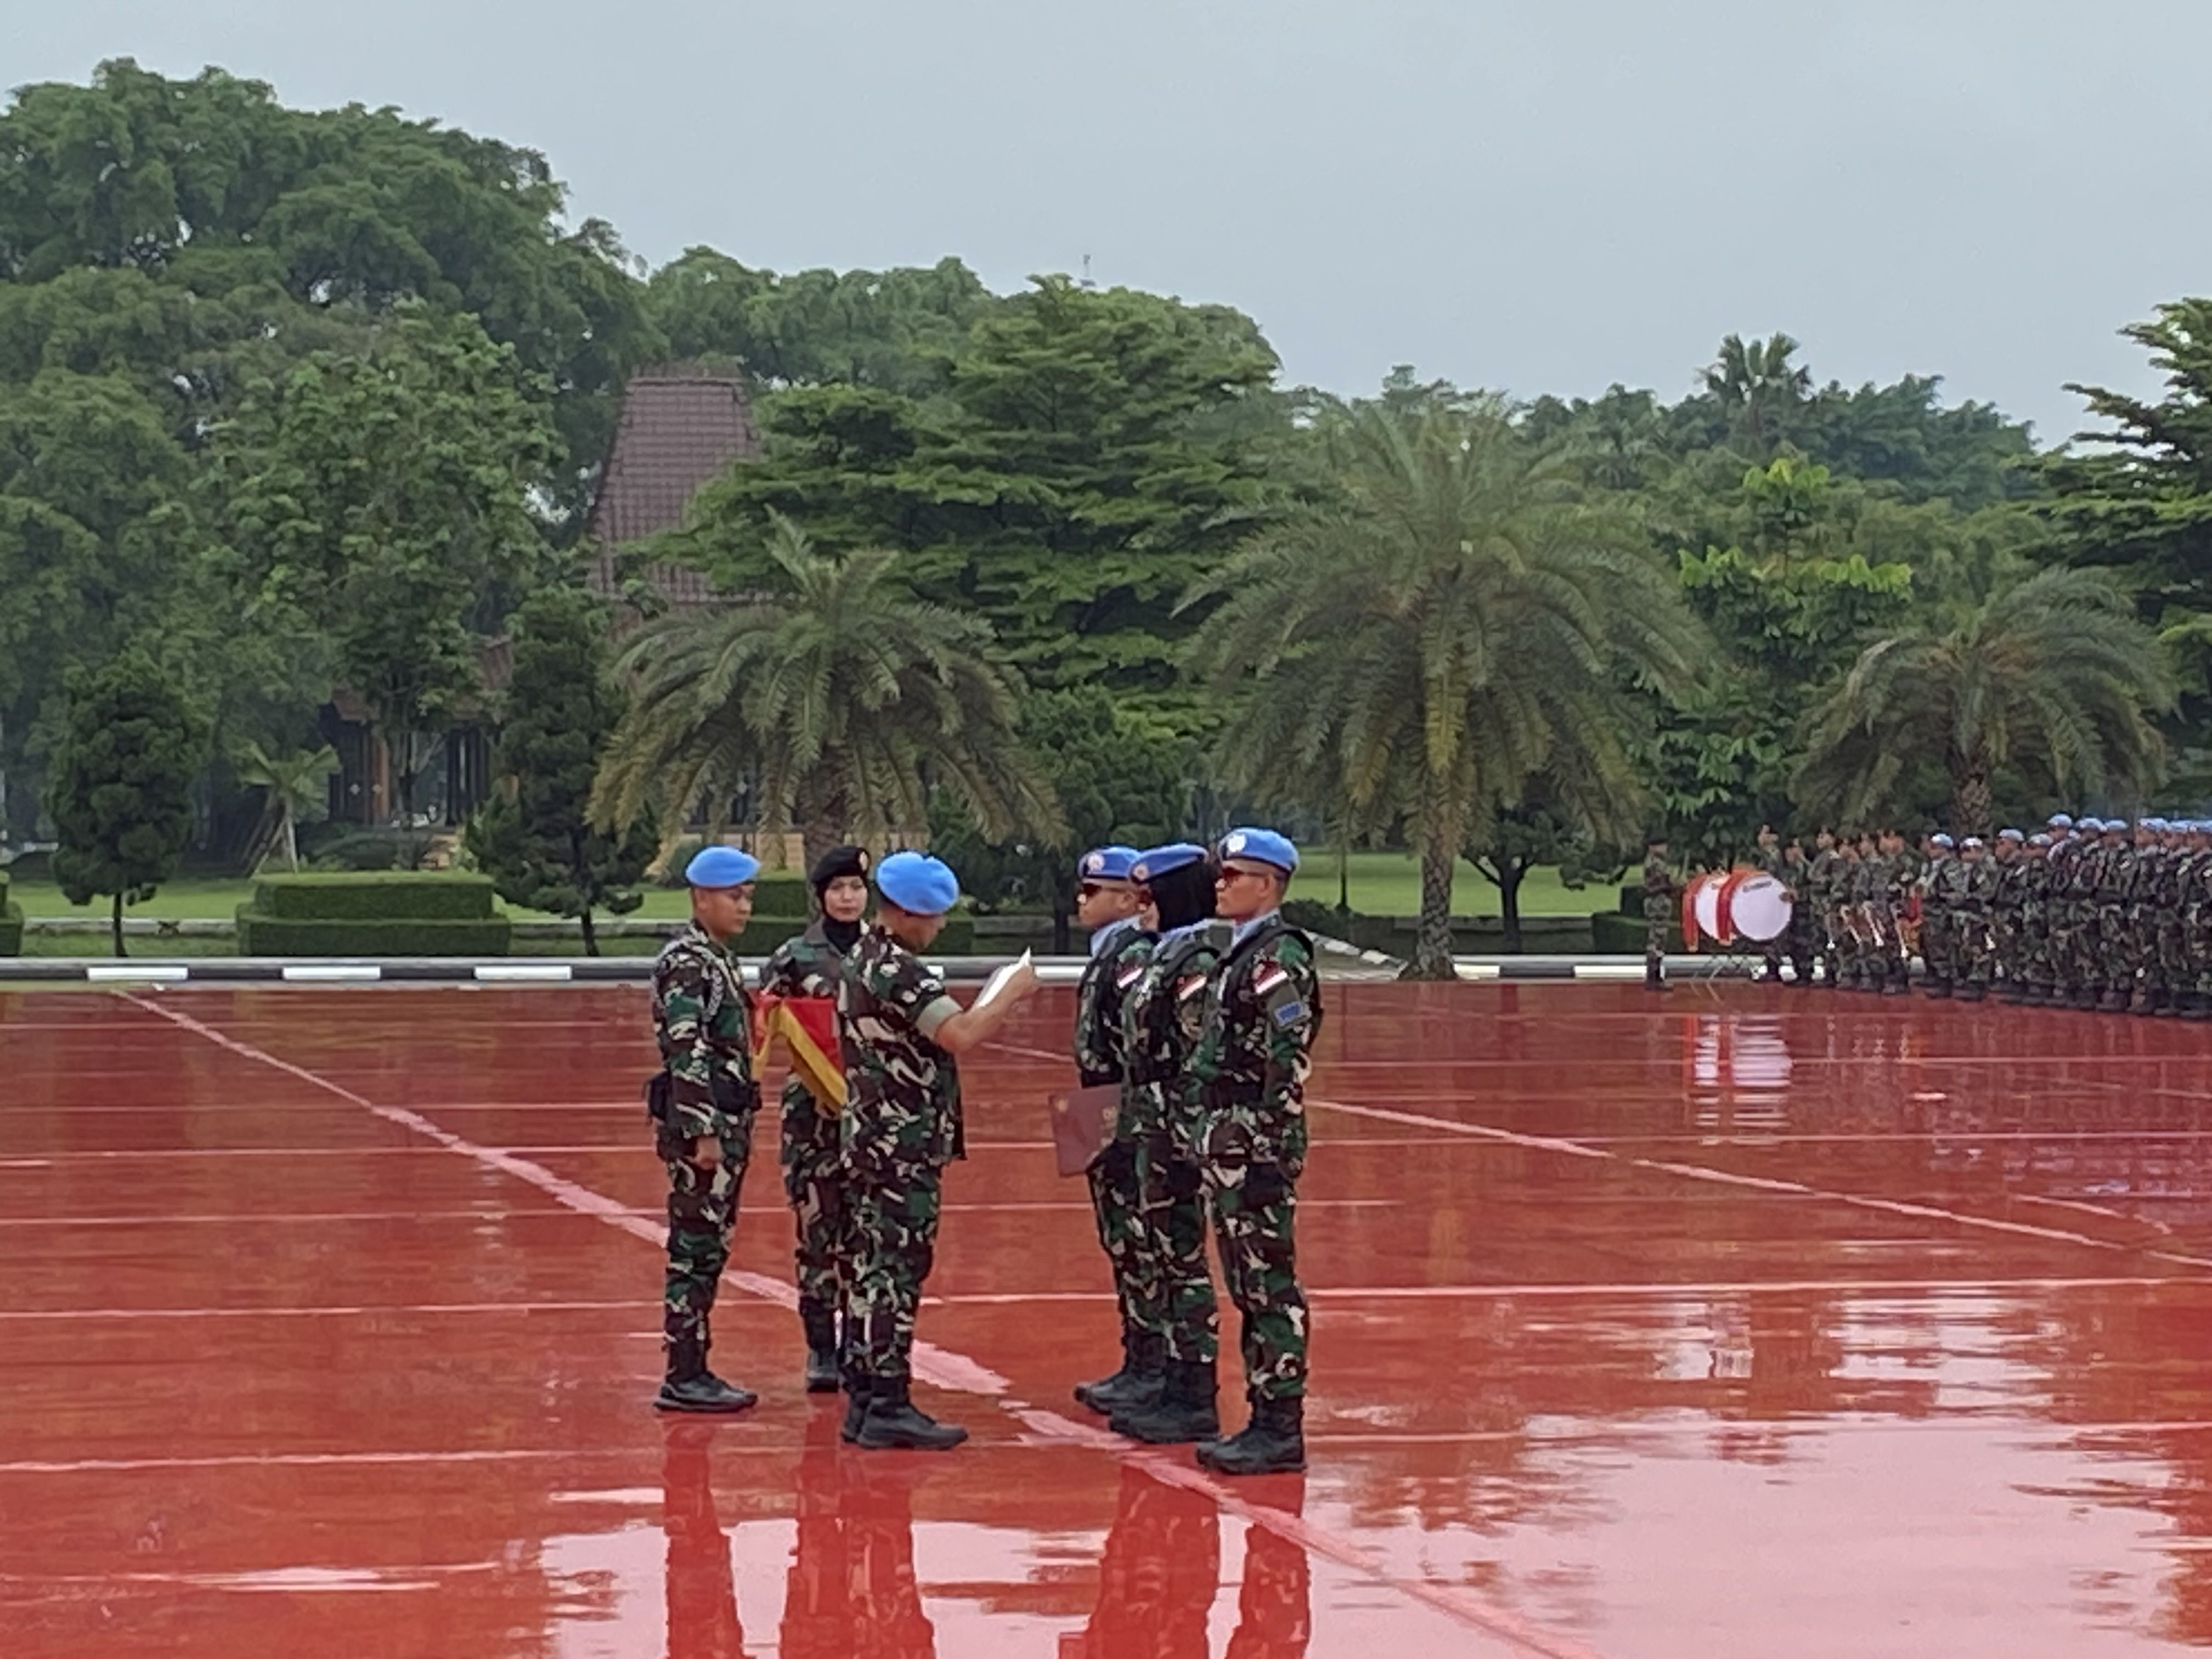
[1723,872,1793,942]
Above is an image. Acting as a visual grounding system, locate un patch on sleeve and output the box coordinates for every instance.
[1272,999,1307,1029]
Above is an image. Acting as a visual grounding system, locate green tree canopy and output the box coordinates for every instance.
[466,588,654,953]
[594,516,1063,866]
[49,652,206,955]
[1188,393,1702,977]
[1797,566,2174,833]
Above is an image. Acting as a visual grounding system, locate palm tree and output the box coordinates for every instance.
[1702,332,1813,454]
[1796,566,2175,833]
[238,741,340,872]
[593,516,1062,865]
[1186,398,1704,978]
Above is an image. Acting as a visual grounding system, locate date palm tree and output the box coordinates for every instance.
[1187,397,1703,978]
[1796,566,2174,833]
[592,516,1061,865]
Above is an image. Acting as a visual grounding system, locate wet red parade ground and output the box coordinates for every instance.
[9,980,2212,1656]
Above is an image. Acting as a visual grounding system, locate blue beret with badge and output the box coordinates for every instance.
[2048,812,2073,830]
[685,845,761,888]
[1218,826,1299,876]
[1931,833,1954,849]
[1131,842,1207,883]
[1080,845,1140,883]
[1998,828,2024,843]
[874,850,961,916]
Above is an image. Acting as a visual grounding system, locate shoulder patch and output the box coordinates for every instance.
[1251,963,1289,997]
[1272,999,1308,1029]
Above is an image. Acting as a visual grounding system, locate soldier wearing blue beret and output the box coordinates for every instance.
[648,844,764,1413]
[1190,826,1322,1476]
[1108,842,1231,1447]
[1068,845,1169,1417]
[837,850,1042,1449]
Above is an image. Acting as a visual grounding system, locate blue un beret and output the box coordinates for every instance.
[1131,843,1207,883]
[1080,845,1141,883]
[1931,833,1954,850]
[685,845,760,888]
[875,850,960,916]
[2078,817,2103,832]
[1998,828,2024,843]
[1218,826,1299,876]
[2048,812,2073,830]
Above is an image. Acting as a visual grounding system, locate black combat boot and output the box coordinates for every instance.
[2100,989,2128,1013]
[2073,986,2098,1009]
[840,1373,873,1443]
[1644,961,1671,995]
[1924,978,1952,1000]
[2183,992,2211,1023]
[1760,962,1784,985]
[799,1298,842,1394]
[1076,1327,1165,1415]
[1197,1395,1306,1477]
[2152,988,2178,1018]
[854,1376,968,1451]
[655,1336,758,1414]
[1957,982,1985,1002]
[1882,970,1910,996]
[1111,1358,1220,1444]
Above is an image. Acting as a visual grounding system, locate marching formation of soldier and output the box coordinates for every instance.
[642,825,1322,1479]
[1714,814,2212,1013]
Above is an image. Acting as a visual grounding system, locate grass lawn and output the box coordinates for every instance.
[9,850,1622,925]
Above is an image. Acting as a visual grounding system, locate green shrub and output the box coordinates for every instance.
[252,874,498,921]
[308,828,440,871]
[1592,910,1681,954]
[234,910,514,956]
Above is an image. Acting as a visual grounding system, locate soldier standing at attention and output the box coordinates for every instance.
[2096,819,2135,1012]
[1808,829,1842,987]
[1113,844,1232,1447]
[760,844,872,1393]
[1953,837,1995,1001]
[1919,834,1958,998]
[1990,830,2030,1000]
[1068,845,1164,1417]
[1877,827,1917,995]
[1191,828,1322,1476]
[1752,825,1786,983]
[1781,836,1816,988]
[1643,835,1675,994]
[651,845,765,1414]
[839,851,1041,1450]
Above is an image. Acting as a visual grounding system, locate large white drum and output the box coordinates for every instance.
[1691,872,1728,945]
[1724,872,1793,942]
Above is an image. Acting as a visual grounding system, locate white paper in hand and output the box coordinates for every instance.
[973,949,1033,1013]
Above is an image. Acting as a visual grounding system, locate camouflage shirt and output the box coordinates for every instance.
[1641,853,1675,922]
[1074,916,1153,1087]
[760,919,857,1115]
[1190,914,1322,1177]
[837,925,964,1175]
[651,922,757,1141]
[1122,919,1232,1148]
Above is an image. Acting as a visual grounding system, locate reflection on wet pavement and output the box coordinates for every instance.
[11,983,2212,1655]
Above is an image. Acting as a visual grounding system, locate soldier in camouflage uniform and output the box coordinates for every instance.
[1191,828,1322,1477]
[1953,837,1996,1000]
[2095,819,2136,1012]
[649,845,764,1414]
[837,851,1041,1450]
[1842,833,1880,991]
[1781,836,1817,986]
[1808,830,1843,987]
[2185,823,2212,1020]
[2140,820,2182,1017]
[1642,836,1675,994]
[1066,845,1164,1417]
[2018,833,2055,1002]
[1879,828,1918,994]
[1918,834,1959,998]
[760,844,871,1392]
[1112,843,1231,1446]
[1751,825,1786,982]
[1989,830,2031,1001]
[2048,816,2091,1006]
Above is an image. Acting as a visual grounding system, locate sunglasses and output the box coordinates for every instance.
[1217,866,1273,885]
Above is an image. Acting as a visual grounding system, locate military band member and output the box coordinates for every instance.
[1807,828,1842,987]
[1642,836,1675,994]
[838,851,1041,1450]
[1919,834,1958,997]
[650,845,764,1414]
[1191,827,1321,1477]
[760,843,871,1392]
[1068,845,1165,1416]
[1752,825,1786,983]
[1781,836,1817,986]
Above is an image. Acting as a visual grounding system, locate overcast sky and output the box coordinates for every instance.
[15,2,2210,444]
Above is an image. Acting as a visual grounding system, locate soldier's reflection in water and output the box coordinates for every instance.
[1070,1463,1311,1658]
[661,1421,751,1659]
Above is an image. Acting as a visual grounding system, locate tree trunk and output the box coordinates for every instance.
[1951,768,1993,838]
[579,907,599,958]
[283,809,300,873]
[1498,857,1526,955]
[111,891,126,959]
[1336,839,1350,915]
[1405,815,1457,980]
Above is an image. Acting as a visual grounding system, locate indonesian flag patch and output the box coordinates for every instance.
[1252,963,1289,997]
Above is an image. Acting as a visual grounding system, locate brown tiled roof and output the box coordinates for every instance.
[584,363,760,606]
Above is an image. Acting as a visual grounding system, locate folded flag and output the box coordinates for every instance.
[753,993,846,1113]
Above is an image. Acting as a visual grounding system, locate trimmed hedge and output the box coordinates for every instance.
[0,887,19,957]
[234,912,514,956]
[1592,911,1682,955]
[252,873,498,921]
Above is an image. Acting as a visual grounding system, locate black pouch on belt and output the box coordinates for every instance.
[645,1071,672,1123]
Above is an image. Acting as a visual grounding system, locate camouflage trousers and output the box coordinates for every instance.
[662,1427,747,1659]
[1920,916,1955,985]
[1076,1463,1220,1659]
[2157,917,2190,997]
[1643,906,1669,971]
[1085,1134,1154,1340]
[779,1082,850,1316]
[843,1160,943,1385]
[1785,917,1817,982]
[1203,1160,1308,1401]
[1135,1129,1218,1364]
[2097,904,2136,995]
[1956,914,1993,986]
[659,1112,753,1349]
